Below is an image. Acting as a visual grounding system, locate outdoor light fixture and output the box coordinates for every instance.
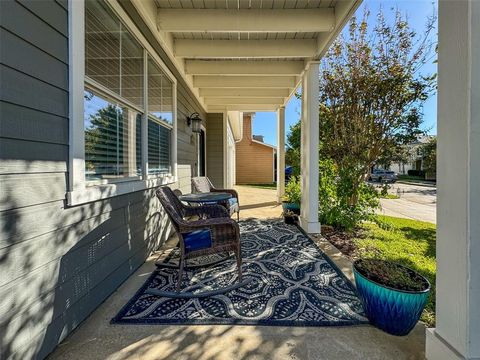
[187,112,202,133]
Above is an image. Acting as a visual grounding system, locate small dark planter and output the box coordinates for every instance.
[282,202,300,215]
[283,214,297,224]
[353,259,430,336]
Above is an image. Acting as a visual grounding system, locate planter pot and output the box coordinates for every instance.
[282,202,300,215]
[283,215,296,224]
[353,259,430,336]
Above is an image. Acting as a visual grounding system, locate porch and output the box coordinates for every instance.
[47,187,425,359]
[1,0,479,359]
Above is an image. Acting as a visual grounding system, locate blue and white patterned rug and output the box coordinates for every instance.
[112,219,368,326]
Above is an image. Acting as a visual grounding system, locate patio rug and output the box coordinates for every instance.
[112,219,368,326]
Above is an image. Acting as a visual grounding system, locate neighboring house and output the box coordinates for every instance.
[235,113,276,184]
[389,135,436,175]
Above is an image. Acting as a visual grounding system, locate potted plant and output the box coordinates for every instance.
[282,176,301,215]
[353,259,430,336]
[283,209,297,224]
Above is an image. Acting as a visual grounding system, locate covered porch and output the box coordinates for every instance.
[47,184,425,360]
[1,0,479,359]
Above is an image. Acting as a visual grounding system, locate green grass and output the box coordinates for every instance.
[380,193,400,199]
[397,175,435,184]
[355,215,436,326]
[243,183,277,189]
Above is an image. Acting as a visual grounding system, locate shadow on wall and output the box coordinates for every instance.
[0,163,192,359]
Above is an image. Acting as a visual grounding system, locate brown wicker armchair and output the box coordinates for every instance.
[191,176,240,220]
[156,186,242,292]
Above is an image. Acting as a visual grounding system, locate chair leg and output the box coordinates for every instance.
[235,247,243,282]
[237,210,240,221]
[176,257,185,292]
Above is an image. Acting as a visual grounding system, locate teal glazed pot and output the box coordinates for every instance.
[282,202,300,215]
[353,260,430,336]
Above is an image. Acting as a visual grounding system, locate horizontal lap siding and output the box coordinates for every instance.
[235,115,275,184]
[0,1,202,359]
[206,113,225,188]
[236,143,274,184]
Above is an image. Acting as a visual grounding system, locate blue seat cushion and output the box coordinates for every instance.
[183,229,212,253]
[228,198,238,207]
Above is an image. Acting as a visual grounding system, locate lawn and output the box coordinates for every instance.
[323,215,436,326]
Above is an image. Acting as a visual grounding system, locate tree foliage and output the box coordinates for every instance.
[285,121,301,176]
[319,7,436,207]
[421,137,437,175]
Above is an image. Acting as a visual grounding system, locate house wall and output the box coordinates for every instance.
[206,113,225,188]
[0,1,205,359]
[235,114,275,184]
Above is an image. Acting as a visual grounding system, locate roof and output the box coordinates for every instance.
[252,139,277,150]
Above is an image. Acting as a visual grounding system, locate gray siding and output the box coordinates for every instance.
[0,1,205,359]
[206,113,225,188]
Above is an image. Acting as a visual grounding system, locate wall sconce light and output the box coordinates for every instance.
[187,112,202,133]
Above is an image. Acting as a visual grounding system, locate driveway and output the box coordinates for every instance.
[377,183,436,224]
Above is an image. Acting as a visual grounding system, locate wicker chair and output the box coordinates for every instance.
[156,186,242,292]
[191,176,240,220]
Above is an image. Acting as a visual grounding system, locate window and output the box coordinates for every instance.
[84,89,142,180]
[67,0,177,205]
[147,56,173,175]
[84,0,175,182]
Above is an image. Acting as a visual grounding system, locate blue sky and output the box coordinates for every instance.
[252,0,438,146]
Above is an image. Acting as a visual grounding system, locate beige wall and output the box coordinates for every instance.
[235,114,275,184]
[206,113,225,188]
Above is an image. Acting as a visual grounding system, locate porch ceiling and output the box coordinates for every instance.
[134,0,361,112]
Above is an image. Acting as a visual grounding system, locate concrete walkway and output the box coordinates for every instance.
[377,183,436,224]
[47,186,426,360]
[235,185,282,220]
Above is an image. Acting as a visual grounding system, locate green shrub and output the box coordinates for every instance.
[319,159,379,231]
[407,169,426,177]
[283,176,301,205]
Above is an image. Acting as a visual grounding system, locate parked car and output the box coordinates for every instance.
[285,166,293,182]
[369,169,398,183]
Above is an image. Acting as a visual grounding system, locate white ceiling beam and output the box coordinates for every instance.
[157,8,335,33]
[194,76,296,88]
[199,88,291,98]
[208,104,279,112]
[185,60,305,76]
[204,97,285,105]
[175,39,316,58]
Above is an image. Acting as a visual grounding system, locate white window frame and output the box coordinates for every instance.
[67,0,177,206]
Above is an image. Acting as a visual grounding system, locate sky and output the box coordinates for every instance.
[252,0,438,147]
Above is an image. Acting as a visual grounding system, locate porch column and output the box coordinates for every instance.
[426,1,480,359]
[299,62,320,233]
[277,106,285,202]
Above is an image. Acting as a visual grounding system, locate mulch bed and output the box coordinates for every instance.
[321,226,363,260]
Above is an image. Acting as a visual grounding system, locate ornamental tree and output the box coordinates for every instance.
[319,8,436,206]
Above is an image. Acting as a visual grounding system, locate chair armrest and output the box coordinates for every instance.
[184,204,229,219]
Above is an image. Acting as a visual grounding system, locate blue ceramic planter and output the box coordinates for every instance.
[353,260,430,336]
[282,202,300,214]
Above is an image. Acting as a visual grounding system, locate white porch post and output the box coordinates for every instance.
[426,1,480,359]
[299,62,320,233]
[277,106,286,202]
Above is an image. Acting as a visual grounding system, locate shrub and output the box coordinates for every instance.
[319,159,379,231]
[407,169,426,177]
[283,176,301,205]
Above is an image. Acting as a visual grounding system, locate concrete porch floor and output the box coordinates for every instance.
[47,186,426,360]
[235,185,282,220]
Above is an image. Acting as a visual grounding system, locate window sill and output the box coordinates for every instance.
[66,175,176,206]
